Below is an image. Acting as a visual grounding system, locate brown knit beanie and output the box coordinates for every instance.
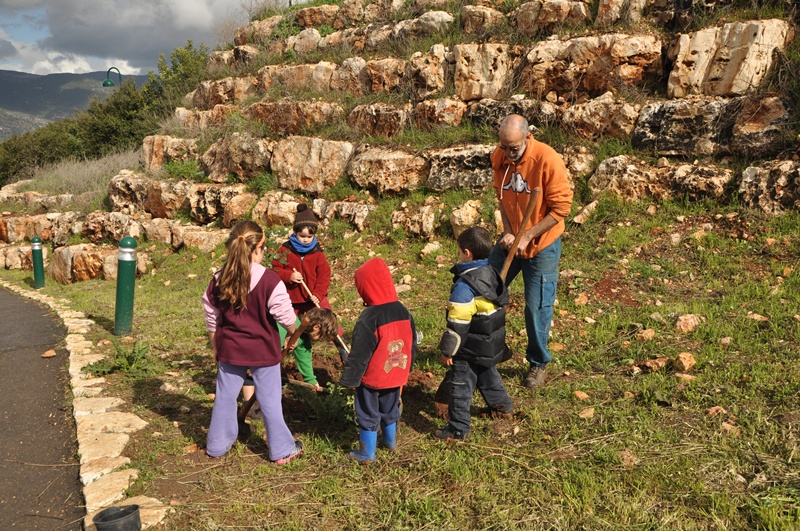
[293,203,318,231]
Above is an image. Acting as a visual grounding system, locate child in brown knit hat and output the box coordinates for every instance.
[271,204,346,388]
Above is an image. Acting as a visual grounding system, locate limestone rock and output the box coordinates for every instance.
[347,103,411,138]
[588,155,671,201]
[561,92,640,139]
[80,456,131,486]
[107,170,151,215]
[425,144,494,191]
[173,105,234,131]
[188,183,249,224]
[142,135,198,174]
[200,133,273,183]
[519,34,661,100]
[73,397,125,416]
[667,19,791,98]
[296,4,340,27]
[234,15,283,46]
[223,193,258,228]
[290,28,323,54]
[450,200,484,238]
[407,44,450,100]
[334,0,365,29]
[466,97,560,130]
[83,469,139,512]
[391,197,441,237]
[271,136,354,195]
[453,43,511,101]
[174,225,229,253]
[245,99,345,136]
[729,95,791,158]
[365,57,408,93]
[671,163,733,199]
[393,11,454,40]
[321,201,376,231]
[414,98,467,130]
[348,147,430,194]
[632,97,733,156]
[330,57,370,96]
[739,160,800,215]
[251,191,300,227]
[462,5,505,33]
[76,432,130,464]
[596,0,646,26]
[261,62,336,92]
[191,76,260,109]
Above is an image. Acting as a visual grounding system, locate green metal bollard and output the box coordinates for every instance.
[31,236,45,289]
[114,236,138,336]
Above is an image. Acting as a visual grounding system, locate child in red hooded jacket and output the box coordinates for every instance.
[341,258,417,463]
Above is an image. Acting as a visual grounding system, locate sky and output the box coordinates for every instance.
[0,0,249,76]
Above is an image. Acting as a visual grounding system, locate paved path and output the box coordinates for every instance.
[0,287,83,530]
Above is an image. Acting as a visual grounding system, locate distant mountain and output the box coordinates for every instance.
[0,69,150,142]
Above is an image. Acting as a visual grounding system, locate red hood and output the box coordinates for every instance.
[354,258,397,306]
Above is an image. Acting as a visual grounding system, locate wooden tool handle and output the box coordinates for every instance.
[499,187,542,281]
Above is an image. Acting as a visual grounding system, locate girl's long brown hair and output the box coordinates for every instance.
[216,221,264,309]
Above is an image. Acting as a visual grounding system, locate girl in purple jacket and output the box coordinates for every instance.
[202,221,302,463]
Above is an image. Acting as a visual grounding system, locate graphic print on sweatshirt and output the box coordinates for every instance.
[503,172,532,194]
[383,339,408,373]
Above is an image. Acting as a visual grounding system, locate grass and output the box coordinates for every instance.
[3,193,800,529]
[11,149,140,214]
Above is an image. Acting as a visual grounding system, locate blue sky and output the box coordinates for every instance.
[0,0,246,75]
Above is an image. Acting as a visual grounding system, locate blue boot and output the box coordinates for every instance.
[379,422,397,451]
[348,429,377,463]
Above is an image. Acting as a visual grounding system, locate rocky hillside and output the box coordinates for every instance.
[2,0,800,280]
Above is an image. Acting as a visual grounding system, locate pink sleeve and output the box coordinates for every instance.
[267,281,297,329]
[202,279,220,332]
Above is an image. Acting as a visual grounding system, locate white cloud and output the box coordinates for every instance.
[31,51,91,74]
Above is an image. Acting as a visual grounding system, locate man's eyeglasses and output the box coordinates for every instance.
[500,140,525,154]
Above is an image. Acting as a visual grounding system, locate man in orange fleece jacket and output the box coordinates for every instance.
[488,114,573,388]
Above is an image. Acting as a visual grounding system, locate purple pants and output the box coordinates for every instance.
[206,361,295,460]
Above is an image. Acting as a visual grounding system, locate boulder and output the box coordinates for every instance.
[108,170,151,215]
[596,0,646,27]
[414,98,467,130]
[330,57,370,96]
[173,225,229,253]
[461,5,505,33]
[518,34,661,100]
[260,62,337,92]
[234,16,284,46]
[189,184,249,224]
[393,11,454,40]
[200,133,273,183]
[739,160,800,215]
[348,147,430,194]
[667,19,792,98]
[290,28,323,55]
[450,200,484,238]
[347,103,411,138]
[453,43,512,101]
[729,95,792,158]
[365,58,408,93]
[271,136,354,195]
[561,91,640,139]
[588,155,671,201]
[632,97,733,156]
[671,163,733,199]
[466,97,560,129]
[173,105,234,130]
[296,5,340,27]
[191,76,260,109]
[391,197,441,237]
[223,193,258,228]
[334,0,365,29]
[425,144,494,191]
[252,191,300,227]
[321,201,376,231]
[407,44,450,100]
[142,136,198,174]
[245,99,346,136]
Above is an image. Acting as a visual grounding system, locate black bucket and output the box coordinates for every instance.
[92,504,141,531]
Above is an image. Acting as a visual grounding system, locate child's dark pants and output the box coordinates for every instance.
[355,386,401,431]
[448,358,513,435]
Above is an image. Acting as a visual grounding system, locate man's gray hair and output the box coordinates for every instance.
[499,115,529,135]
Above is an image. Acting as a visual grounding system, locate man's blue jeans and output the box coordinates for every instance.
[488,237,561,367]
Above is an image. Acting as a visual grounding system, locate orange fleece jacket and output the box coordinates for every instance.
[491,133,573,259]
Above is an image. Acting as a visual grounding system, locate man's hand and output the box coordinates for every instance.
[499,232,515,251]
[290,271,303,283]
[515,231,535,257]
[441,354,453,367]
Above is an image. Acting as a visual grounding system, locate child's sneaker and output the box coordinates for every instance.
[273,440,303,464]
[434,426,467,442]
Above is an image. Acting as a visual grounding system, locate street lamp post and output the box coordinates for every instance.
[103,67,122,87]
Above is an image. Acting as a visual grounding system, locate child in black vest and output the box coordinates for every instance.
[435,227,514,441]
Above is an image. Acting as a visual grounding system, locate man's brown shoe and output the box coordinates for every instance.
[523,365,547,388]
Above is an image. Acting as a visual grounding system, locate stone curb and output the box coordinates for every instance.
[0,279,169,530]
